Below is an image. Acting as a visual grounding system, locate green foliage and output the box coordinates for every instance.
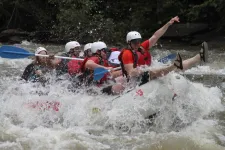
[1,0,225,42]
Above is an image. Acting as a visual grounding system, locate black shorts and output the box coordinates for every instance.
[101,85,113,95]
[139,71,150,86]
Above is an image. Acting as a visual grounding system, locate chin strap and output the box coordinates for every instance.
[128,42,133,50]
[128,43,138,69]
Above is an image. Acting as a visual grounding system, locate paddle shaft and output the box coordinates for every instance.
[35,54,84,61]
[0,45,84,60]
[1,45,175,63]
[112,66,121,71]
[104,66,121,73]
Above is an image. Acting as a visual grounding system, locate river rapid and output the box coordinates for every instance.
[0,41,225,150]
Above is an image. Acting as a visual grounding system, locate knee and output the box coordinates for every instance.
[112,84,125,94]
[148,70,156,80]
[102,84,125,95]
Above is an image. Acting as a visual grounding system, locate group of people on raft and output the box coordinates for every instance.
[21,16,208,95]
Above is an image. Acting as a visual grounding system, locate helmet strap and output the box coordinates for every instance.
[84,51,87,57]
[128,42,134,50]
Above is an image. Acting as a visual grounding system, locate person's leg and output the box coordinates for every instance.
[112,84,125,94]
[149,42,208,80]
[182,54,200,70]
[102,83,125,95]
[149,53,183,80]
[182,41,208,70]
[149,65,177,80]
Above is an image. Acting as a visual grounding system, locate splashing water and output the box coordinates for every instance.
[0,44,225,149]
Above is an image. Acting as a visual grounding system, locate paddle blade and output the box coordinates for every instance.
[0,45,33,59]
[94,67,109,81]
[158,53,176,63]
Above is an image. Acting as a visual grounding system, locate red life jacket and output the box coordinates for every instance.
[80,56,107,72]
[80,57,89,73]
[143,51,151,66]
[80,55,109,84]
[118,48,152,79]
[137,49,151,66]
[137,51,146,66]
[67,57,83,75]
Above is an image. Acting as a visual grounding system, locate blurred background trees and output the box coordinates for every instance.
[1,0,225,44]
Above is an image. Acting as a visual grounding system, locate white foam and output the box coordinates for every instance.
[0,57,32,69]
[184,66,225,76]
[0,47,224,149]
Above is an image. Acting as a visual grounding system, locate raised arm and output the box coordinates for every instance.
[149,16,180,48]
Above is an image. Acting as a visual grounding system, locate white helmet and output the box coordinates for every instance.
[91,41,107,53]
[126,31,142,43]
[35,47,47,54]
[84,43,92,51]
[65,41,80,52]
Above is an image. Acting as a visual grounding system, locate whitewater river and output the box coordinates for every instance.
[0,41,225,150]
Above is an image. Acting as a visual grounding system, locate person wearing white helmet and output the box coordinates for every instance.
[83,43,92,58]
[22,47,54,82]
[64,41,81,57]
[119,16,180,71]
[118,16,209,87]
[80,41,123,95]
[53,41,82,75]
[81,41,110,77]
[85,42,120,67]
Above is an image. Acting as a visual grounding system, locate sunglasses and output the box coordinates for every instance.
[130,39,141,44]
[100,48,110,53]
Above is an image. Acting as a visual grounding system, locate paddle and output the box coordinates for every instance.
[94,67,121,81]
[158,53,176,63]
[93,53,177,81]
[0,45,84,60]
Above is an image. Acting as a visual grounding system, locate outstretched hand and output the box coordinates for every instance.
[106,67,113,73]
[169,16,180,25]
